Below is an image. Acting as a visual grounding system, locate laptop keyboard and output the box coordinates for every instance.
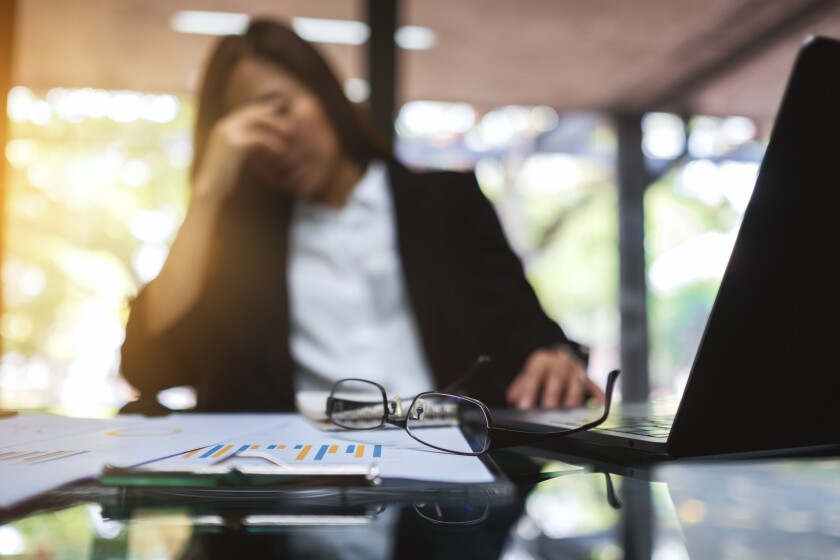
[600,415,674,438]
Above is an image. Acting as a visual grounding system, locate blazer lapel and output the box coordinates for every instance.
[387,162,449,378]
[388,162,434,311]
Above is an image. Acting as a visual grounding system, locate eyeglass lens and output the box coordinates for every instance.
[329,379,386,429]
[406,393,490,454]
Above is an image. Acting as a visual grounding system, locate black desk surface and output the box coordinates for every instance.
[2,442,838,559]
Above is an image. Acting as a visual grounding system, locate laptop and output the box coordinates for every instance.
[493,36,840,459]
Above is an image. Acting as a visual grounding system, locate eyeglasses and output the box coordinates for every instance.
[325,368,620,456]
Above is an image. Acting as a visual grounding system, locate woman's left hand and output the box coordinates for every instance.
[506,347,605,409]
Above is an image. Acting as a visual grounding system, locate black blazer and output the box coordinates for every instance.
[120,162,575,410]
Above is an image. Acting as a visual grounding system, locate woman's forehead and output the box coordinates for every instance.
[224,57,303,109]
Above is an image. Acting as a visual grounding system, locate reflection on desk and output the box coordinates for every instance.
[1,453,838,559]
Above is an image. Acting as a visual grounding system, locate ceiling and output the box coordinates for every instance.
[10,0,840,123]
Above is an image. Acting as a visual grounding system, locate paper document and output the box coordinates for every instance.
[0,412,494,510]
[0,413,291,509]
[143,415,495,484]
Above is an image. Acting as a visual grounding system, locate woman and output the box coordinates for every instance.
[120,19,602,412]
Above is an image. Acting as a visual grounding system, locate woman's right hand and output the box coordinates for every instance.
[193,98,295,204]
[141,98,295,336]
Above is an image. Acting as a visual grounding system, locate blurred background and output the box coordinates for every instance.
[1,0,839,415]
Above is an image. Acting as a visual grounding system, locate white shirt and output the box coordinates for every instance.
[288,161,437,399]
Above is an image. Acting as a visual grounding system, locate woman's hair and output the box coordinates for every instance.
[191,18,391,180]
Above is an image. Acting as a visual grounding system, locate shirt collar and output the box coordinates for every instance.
[348,160,388,212]
[295,160,388,218]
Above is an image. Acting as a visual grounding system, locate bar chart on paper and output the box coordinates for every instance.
[144,416,495,484]
[175,442,385,464]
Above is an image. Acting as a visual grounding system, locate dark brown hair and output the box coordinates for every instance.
[191,18,391,180]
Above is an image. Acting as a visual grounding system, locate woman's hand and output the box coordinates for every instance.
[506,346,605,409]
[193,99,296,203]
[141,99,297,336]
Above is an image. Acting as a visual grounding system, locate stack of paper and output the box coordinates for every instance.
[0,413,495,510]
[0,413,291,509]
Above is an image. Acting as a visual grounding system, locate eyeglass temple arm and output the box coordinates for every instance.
[441,355,493,393]
[486,369,621,451]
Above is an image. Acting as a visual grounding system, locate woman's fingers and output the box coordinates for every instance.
[194,100,298,200]
[506,347,593,409]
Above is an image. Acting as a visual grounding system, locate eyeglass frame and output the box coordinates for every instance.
[325,368,620,456]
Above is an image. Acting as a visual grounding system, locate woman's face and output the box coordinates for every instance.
[224,56,347,201]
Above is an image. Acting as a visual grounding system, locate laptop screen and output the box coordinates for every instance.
[669,37,840,456]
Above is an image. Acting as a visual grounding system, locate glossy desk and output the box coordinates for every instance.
[2,441,838,559]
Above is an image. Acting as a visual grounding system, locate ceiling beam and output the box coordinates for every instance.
[644,0,837,112]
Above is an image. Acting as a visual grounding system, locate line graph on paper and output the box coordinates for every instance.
[0,449,91,466]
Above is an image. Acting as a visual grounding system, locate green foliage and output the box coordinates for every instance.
[2,90,193,408]
[648,279,720,390]
[11,504,93,558]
